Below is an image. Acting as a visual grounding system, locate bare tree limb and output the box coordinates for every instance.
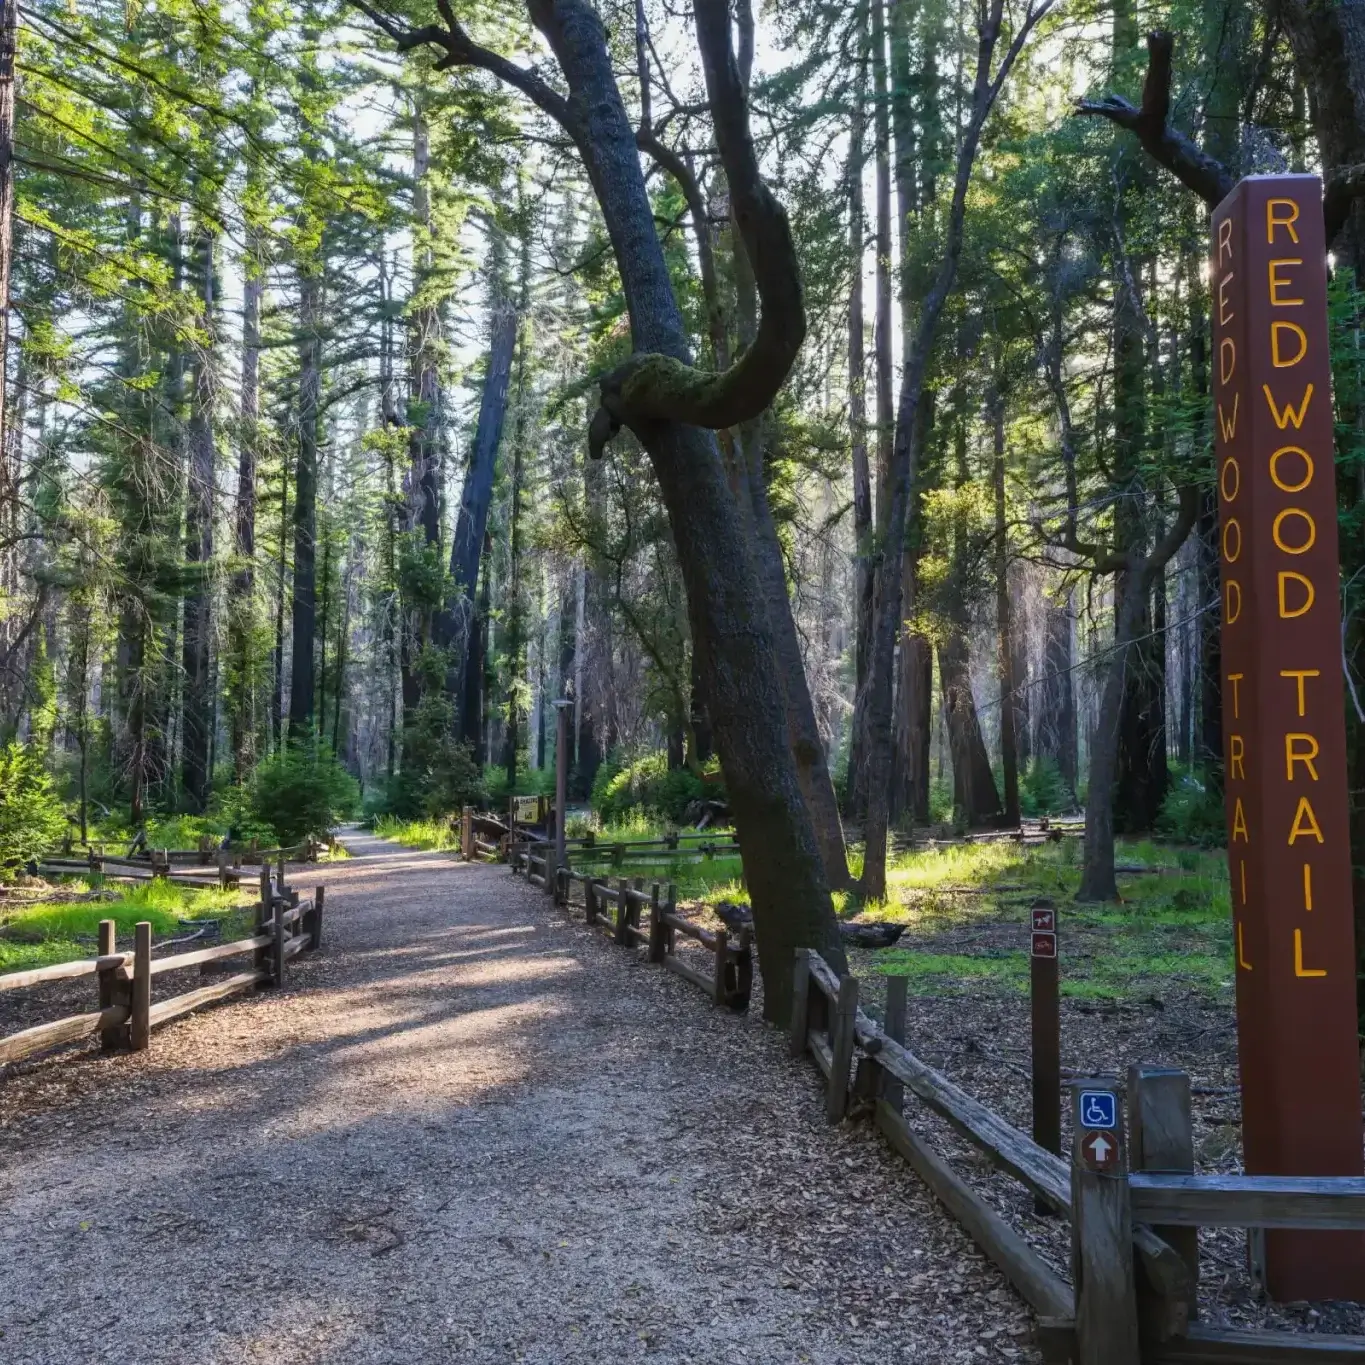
[1075,30,1235,210]
[349,0,573,131]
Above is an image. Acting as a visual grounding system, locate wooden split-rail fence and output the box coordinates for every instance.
[0,867,325,1072]
[792,948,1365,1365]
[508,843,753,1011]
[36,838,327,891]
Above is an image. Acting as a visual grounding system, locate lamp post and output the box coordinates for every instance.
[552,698,573,884]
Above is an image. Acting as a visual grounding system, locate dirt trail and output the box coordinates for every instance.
[0,831,1038,1364]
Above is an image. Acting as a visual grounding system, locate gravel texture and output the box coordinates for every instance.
[0,831,1039,1365]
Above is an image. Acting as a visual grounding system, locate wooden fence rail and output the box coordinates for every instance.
[789,947,1365,1365]
[0,878,325,1072]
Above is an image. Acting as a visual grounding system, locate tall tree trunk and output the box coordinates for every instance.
[272,450,289,752]
[847,13,873,807]
[992,382,1019,826]
[525,0,848,1016]
[1036,589,1078,797]
[442,232,517,723]
[181,212,217,811]
[289,263,321,737]
[854,0,1040,897]
[0,0,15,465]
[230,226,262,781]
[940,633,1003,827]
[409,107,443,551]
[379,252,400,779]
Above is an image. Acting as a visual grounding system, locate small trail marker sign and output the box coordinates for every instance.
[1030,930,1057,959]
[1032,906,1055,933]
[1080,1130,1119,1172]
[1080,1091,1117,1130]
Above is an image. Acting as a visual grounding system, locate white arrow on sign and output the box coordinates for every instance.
[1087,1133,1112,1163]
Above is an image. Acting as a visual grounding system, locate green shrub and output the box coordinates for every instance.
[382,677,485,819]
[1019,757,1073,816]
[1155,768,1226,847]
[250,746,359,845]
[591,749,709,824]
[0,741,66,874]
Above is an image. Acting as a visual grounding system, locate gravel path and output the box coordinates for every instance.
[0,831,1041,1364]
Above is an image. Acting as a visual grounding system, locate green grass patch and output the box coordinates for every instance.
[372,815,460,851]
[848,837,1235,1003]
[0,880,252,975]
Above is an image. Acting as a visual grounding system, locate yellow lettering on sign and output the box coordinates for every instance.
[1218,396,1239,442]
[1269,445,1313,493]
[1238,921,1252,971]
[1280,669,1320,716]
[1268,259,1304,306]
[1278,571,1315,618]
[1267,198,1300,244]
[1228,672,1244,720]
[1288,796,1324,844]
[1221,337,1237,384]
[1220,456,1240,502]
[1219,214,1235,263]
[1263,383,1313,428]
[1240,859,1247,905]
[1226,579,1243,624]
[1285,733,1320,781]
[1294,929,1327,977]
[1229,734,1246,780]
[1223,518,1242,563]
[1272,508,1317,555]
[1303,862,1313,911]
[1220,272,1236,324]
[1272,321,1308,368]
[1232,797,1250,842]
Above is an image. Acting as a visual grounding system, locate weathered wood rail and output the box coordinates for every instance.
[36,838,325,891]
[504,845,752,1011]
[790,948,1365,1364]
[0,869,324,1072]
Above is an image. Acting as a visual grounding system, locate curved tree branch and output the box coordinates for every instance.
[589,0,805,452]
[349,0,572,130]
[1075,30,1235,210]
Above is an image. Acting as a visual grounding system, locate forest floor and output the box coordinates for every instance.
[0,829,1044,1365]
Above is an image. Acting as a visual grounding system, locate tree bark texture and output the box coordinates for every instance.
[289,264,322,735]
[181,214,217,810]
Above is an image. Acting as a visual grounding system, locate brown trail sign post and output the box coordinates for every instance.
[1211,173,1365,1300]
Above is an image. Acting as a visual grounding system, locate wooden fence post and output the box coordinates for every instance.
[882,974,908,1110]
[310,885,325,952]
[271,896,285,987]
[789,949,811,1057]
[97,919,126,1050]
[1070,1077,1140,1365]
[647,883,665,963]
[131,921,151,1052]
[255,870,271,976]
[612,878,627,943]
[712,924,728,1003]
[276,849,286,895]
[1129,1065,1198,1340]
[826,974,860,1123]
[461,806,474,861]
[584,878,597,927]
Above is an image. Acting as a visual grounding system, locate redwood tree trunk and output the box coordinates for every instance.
[289,265,322,737]
[181,213,217,810]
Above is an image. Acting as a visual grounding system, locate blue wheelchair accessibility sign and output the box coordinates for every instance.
[1079,1091,1118,1130]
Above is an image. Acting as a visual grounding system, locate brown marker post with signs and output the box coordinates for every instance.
[1030,899,1061,1217]
[1211,174,1364,1300]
